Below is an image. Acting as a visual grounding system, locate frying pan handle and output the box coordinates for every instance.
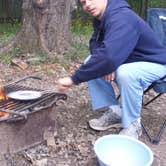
[4,74,42,87]
[33,93,67,112]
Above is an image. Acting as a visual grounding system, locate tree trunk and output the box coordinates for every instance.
[0,0,72,56]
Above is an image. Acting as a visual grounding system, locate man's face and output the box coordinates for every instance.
[80,0,107,19]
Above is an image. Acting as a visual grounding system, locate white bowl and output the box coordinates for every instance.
[94,135,153,166]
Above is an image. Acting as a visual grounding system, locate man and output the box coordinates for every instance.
[57,0,166,139]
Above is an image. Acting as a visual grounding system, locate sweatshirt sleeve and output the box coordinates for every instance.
[89,19,101,53]
[71,14,140,85]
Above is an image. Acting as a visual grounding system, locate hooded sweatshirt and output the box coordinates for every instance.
[71,0,166,85]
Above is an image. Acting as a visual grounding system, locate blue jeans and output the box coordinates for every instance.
[88,62,166,128]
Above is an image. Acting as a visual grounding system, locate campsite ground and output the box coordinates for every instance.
[0,61,165,166]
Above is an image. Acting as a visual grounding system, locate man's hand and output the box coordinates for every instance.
[57,77,73,92]
[103,72,115,82]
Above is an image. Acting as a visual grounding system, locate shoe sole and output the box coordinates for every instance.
[88,122,121,131]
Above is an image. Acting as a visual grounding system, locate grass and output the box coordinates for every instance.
[65,18,92,63]
[0,53,13,63]
[0,20,92,65]
[0,23,20,63]
[71,19,93,36]
[64,23,92,63]
[0,23,20,43]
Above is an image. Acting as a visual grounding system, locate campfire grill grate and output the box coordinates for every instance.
[0,76,67,123]
[0,75,67,154]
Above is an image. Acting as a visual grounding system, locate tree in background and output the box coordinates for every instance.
[0,0,76,56]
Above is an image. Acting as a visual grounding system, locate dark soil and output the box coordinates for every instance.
[0,62,165,166]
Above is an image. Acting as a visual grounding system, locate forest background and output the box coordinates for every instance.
[0,0,165,65]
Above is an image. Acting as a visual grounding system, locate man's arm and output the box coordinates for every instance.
[71,14,140,84]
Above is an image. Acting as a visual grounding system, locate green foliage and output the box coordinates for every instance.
[26,53,51,66]
[127,0,166,18]
[64,40,89,63]
[13,47,24,56]
[0,0,165,66]
[69,7,92,63]
[149,0,166,7]
[71,19,93,36]
[71,5,93,36]
[0,23,20,43]
[0,53,13,63]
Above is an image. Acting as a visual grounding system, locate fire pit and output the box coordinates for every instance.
[0,75,67,154]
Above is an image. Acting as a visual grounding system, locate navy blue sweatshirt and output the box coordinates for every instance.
[71,0,166,84]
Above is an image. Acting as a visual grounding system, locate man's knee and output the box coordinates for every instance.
[116,65,138,84]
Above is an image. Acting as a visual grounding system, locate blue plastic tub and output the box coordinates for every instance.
[94,135,153,166]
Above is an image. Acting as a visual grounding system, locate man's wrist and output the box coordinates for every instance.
[71,75,81,85]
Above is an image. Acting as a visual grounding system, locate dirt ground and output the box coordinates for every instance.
[0,62,165,166]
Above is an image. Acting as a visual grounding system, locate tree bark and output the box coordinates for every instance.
[0,0,72,56]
